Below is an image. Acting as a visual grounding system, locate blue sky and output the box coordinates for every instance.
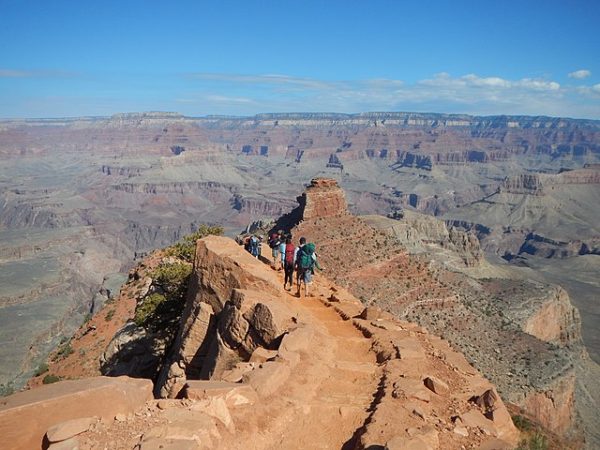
[1,0,600,119]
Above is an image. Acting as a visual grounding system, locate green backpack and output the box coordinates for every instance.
[299,243,316,269]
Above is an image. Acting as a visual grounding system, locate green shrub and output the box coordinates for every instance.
[134,292,167,326]
[34,362,49,377]
[151,262,192,292]
[164,225,224,261]
[512,415,533,432]
[52,340,74,361]
[0,382,15,397]
[42,374,61,384]
[516,433,548,450]
[528,433,548,450]
[104,308,115,321]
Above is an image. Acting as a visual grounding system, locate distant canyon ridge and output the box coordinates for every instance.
[0,111,599,395]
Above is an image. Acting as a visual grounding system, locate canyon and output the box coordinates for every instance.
[0,112,598,447]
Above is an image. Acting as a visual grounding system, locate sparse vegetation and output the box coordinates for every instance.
[0,382,15,397]
[52,340,74,361]
[134,259,194,327]
[512,414,534,431]
[513,415,549,450]
[34,362,49,377]
[164,224,224,261]
[135,292,167,326]
[104,308,115,321]
[42,374,61,384]
[516,433,548,450]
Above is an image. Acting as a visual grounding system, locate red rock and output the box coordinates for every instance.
[299,178,348,220]
[0,376,152,450]
[243,361,291,397]
[249,347,278,363]
[423,376,449,396]
[460,409,498,436]
[47,437,80,450]
[183,380,258,408]
[46,417,95,443]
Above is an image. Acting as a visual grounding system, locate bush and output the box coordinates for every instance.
[151,262,192,292]
[104,309,115,322]
[512,415,534,432]
[0,382,15,397]
[134,293,167,326]
[34,362,49,377]
[42,374,61,384]
[516,433,548,450]
[52,340,74,361]
[164,225,224,261]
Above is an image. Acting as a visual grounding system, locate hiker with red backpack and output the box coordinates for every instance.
[295,239,322,297]
[283,236,296,291]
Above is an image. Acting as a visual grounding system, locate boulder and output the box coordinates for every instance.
[249,347,278,363]
[0,376,152,450]
[423,376,449,396]
[183,381,258,408]
[243,361,291,398]
[460,409,498,436]
[46,417,95,443]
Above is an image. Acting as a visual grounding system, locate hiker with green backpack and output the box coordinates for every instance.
[295,238,322,297]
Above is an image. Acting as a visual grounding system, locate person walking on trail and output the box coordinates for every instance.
[269,230,283,269]
[249,235,260,258]
[294,237,306,288]
[296,241,322,297]
[283,236,296,291]
[278,236,287,272]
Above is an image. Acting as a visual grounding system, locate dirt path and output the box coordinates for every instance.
[225,273,381,450]
[71,263,383,450]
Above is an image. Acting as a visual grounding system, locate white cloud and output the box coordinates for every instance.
[568,69,591,79]
[178,72,599,118]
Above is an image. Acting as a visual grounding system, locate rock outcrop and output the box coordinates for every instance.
[298,177,348,220]
[521,286,582,345]
[288,181,585,444]
[0,376,152,450]
[95,235,518,449]
[155,236,290,398]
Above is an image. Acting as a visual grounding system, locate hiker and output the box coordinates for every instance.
[282,236,296,291]
[269,230,283,269]
[279,235,287,271]
[294,237,306,287]
[296,240,322,297]
[249,235,260,258]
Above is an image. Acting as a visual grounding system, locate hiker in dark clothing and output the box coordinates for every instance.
[283,236,295,291]
[295,237,306,288]
[249,235,260,258]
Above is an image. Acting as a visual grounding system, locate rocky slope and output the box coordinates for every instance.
[285,178,593,447]
[3,234,523,450]
[1,110,599,405]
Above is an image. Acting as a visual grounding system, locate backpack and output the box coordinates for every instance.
[269,233,279,249]
[299,243,316,269]
[284,243,295,265]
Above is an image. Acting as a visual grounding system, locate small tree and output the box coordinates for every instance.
[165,225,224,261]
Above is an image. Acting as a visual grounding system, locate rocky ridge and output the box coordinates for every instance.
[289,178,589,446]
[1,234,524,450]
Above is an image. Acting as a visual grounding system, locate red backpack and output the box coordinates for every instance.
[284,243,295,265]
